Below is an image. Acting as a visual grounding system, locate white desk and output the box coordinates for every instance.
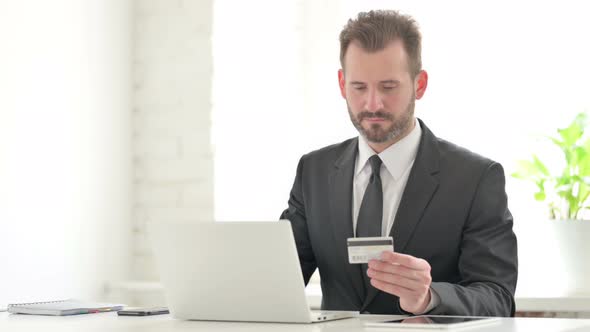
[2,312,590,332]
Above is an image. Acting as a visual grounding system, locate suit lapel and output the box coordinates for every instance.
[361,119,441,312]
[328,138,366,304]
[391,120,440,253]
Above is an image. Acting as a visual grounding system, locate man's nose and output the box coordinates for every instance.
[365,89,384,112]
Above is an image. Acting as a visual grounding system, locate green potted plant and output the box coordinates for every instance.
[512,111,590,296]
[512,112,590,220]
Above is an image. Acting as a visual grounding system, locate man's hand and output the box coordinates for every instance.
[367,251,432,314]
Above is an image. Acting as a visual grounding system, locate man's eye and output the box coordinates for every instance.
[382,86,395,90]
[354,86,366,90]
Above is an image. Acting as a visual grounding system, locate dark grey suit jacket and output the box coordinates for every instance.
[280,119,518,316]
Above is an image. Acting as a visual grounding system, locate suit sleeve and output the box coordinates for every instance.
[280,156,317,285]
[429,162,518,317]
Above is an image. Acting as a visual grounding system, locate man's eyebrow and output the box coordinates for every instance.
[349,80,400,84]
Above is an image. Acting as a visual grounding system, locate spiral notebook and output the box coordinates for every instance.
[7,299,124,316]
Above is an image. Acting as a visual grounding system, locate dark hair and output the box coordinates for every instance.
[339,10,422,77]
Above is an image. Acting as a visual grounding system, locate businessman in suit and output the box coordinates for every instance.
[280,10,518,316]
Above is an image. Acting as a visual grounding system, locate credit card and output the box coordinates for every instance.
[347,237,394,264]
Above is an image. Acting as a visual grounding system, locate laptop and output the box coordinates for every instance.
[148,221,358,323]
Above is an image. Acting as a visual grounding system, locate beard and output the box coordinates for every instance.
[347,97,415,144]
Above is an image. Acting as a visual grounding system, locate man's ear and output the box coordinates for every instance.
[414,70,428,100]
[338,69,346,98]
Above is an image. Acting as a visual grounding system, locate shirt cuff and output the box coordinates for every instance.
[416,287,440,314]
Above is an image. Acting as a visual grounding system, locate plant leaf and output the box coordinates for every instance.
[534,192,546,201]
[558,114,585,146]
[532,155,550,176]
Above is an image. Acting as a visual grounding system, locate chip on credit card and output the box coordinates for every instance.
[347,237,394,264]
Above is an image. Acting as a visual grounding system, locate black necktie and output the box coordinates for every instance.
[356,154,383,292]
[357,155,383,238]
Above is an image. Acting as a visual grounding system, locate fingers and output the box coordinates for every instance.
[370,278,415,299]
[368,259,432,284]
[366,252,433,314]
[379,251,430,271]
[367,267,424,290]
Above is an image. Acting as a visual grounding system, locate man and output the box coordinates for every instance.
[280,10,518,316]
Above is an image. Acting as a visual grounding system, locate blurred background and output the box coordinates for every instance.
[1,0,589,317]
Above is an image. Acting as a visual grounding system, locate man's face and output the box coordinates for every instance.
[338,40,427,147]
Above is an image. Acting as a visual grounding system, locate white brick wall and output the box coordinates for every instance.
[133,0,213,282]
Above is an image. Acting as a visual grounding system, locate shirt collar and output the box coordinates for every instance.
[355,118,422,181]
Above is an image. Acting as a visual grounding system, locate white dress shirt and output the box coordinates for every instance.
[353,120,421,237]
[352,119,439,313]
